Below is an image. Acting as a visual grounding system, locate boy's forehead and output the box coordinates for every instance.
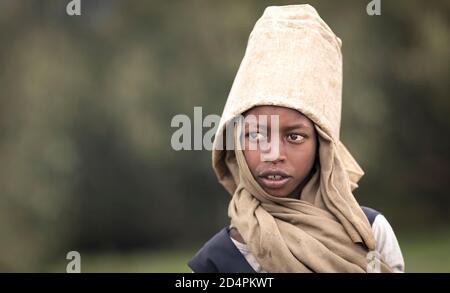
[243,105,313,126]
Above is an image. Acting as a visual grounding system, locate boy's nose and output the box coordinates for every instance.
[260,137,286,162]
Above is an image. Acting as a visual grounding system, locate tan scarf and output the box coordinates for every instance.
[222,122,392,273]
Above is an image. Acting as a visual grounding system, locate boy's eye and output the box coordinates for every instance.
[287,133,304,143]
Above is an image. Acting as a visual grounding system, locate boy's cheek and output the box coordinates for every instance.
[243,150,262,171]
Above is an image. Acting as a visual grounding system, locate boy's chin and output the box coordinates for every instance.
[264,188,295,199]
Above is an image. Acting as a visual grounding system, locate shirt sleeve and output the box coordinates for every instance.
[372,214,405,272]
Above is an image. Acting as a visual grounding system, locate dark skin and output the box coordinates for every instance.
[231,105,318,243]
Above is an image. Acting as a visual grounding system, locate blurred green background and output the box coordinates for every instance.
[0,0,449,272]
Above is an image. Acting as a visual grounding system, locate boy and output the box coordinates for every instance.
[188,4,404,273]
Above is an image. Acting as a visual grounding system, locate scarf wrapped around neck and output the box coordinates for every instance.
[222,122,391,272]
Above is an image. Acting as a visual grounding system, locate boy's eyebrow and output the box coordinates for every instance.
[243,122,312,131]
[245,123,311,131]
[283,123,311,131]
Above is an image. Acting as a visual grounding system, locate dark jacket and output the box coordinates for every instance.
[188,206,380,273]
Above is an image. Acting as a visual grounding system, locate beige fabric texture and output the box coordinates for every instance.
[211,4,392,272]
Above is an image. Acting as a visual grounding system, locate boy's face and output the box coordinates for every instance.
[242,106,317,199]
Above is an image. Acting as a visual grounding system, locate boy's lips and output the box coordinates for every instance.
[258,170,291,189]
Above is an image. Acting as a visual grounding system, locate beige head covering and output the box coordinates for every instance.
[212,5,392,272]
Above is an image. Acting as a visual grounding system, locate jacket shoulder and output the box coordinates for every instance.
[361,206,381,226]
[188,227,256,273]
